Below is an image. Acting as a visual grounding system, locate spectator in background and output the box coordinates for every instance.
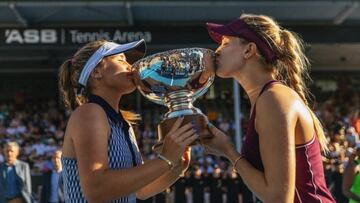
[0,146,4,163]
[346,127,359,147]
[172,175,188,203]
[190,166,205,203]
[342,145,360,203]
[0,141,32,203]
[209,166,224,203]
[40,150,64,203]
[351,110,360,135]
[225,170,242,203]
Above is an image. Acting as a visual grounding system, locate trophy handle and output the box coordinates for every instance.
[152,114,213,153]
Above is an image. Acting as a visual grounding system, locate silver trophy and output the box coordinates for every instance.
[132,48,216,152]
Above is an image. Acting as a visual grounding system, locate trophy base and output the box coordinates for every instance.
[152,114,213,154]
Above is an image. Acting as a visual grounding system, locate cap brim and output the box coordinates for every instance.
[105,39,147,64]
[206,22,237,44]
[124,40,147,64]
[207,19,277,63]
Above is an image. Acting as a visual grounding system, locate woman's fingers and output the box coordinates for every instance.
[200,138,213,152]
[199,127,222,156]
[202,143,217,156]
[182,133,199,147]
[171,122,194,138]
[168,116,185,135]
[163,124,194,149]
[208,125,223,136]
[177,128,197,142]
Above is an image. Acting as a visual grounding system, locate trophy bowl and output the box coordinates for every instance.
[132,48,216,152]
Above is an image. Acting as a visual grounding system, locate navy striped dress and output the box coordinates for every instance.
[61,94,143,203]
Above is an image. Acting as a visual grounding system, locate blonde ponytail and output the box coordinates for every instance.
[278,29,328,152]
[241,14,328,152]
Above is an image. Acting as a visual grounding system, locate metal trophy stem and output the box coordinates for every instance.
[165,90,193,113]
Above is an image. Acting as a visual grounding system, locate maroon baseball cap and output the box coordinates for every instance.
[206,18,276,63]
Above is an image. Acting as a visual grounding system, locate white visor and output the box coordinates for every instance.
[78,39,146,87]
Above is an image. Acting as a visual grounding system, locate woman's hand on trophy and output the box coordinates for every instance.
[201,123,235,158]
[160,117,199,168]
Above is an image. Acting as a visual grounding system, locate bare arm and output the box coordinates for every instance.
[226,92,296,202]
[136,146,191,199]
[136,165,182,199]
[342,161,360,202]
[206,91,297,203]
[68,104,197,202]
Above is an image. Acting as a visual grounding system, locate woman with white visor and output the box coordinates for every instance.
[59,39,199,203]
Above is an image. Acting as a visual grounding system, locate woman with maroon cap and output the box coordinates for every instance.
[202,14,336,203]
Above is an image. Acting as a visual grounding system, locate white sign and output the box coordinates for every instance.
[3,28,152,45]
[5,29,57,44]
[68,29,152,44]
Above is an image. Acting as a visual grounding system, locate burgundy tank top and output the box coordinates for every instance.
[241,80,335,203]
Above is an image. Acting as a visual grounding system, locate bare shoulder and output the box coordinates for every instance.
[69,103,107,125]
[256,84,301,117]
[63,103,111,158]
[66,103,109,139]
[256,84,301,110]
[71,103,106,120]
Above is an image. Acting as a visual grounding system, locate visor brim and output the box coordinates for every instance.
[105,39,147,64]
[206,22,238,44]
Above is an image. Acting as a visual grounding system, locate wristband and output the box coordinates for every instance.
[157,154,174,170]
[232,155,244,172]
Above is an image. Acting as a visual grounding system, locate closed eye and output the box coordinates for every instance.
[117,59,130,66]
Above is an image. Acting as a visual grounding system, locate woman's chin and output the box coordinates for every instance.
[121,86,136,95]
[125,83,137,94]
[216,69,230,78]
[118,78,137,95]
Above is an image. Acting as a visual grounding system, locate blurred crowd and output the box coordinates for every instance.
[0,100,66,174]
[0,80,359,203]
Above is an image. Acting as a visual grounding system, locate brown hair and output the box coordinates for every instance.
[58,39,140,124]
[240,14,328,151]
